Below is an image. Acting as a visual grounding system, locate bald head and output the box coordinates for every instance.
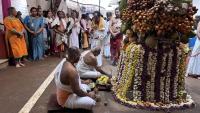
[91,47,101,56]
[67,47,81,63]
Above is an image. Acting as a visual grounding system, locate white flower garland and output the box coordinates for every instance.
[165,49,173,103]
[175,47,182,100]
[160,52,167,102]
[150,51,157,102]
[112,44,194,110]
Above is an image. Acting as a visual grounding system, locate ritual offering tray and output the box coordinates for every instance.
[96,75,112,91]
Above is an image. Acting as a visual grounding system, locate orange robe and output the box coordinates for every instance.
[4,17,27,58]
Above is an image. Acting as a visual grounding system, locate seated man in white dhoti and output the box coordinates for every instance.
[76,47,111,79]
[187,22,200,79]
[55,47,96,110]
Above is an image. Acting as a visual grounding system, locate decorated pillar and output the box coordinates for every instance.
[112,0,197,110]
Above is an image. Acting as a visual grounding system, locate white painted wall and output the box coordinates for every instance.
[64,0,107,16]
[26,0,50,11]
[26,0,37,11]
[0,0,3,30]
[0,0,3,22]
[193,0,200,15]
[11,0,29,18]
[37,0,51,10]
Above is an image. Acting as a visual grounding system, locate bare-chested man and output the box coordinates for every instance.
[55,47,96,110]
[76,47,111,79]
[110,7,122,66]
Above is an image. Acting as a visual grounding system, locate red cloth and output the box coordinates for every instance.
[2,0,11,18]
[110,33,123,62]
[0,31,7,58]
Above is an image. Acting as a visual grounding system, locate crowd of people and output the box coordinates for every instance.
[3,6,123,68]
[3,5,122,110]
[3,4,200,111]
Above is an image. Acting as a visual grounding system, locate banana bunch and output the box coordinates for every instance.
[96,75,109,85]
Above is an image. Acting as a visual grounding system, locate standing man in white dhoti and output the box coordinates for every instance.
[91,11,106,66]
[187,22,200,79]
[69,10,81,48]
[103,12,112,58]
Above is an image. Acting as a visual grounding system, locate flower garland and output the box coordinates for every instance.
[123,44,139,98]
[165,49,173,104]
[177,45,188,102]
[146,51,152,101]
[113,47,129,90]
[132,45,144,101]
[112,44,194,110]
[116,51,125,83]
[160,52,167,103]
[115,43,138,100]
[173,46,181,102]
[149,51,157,102]
[122,44,138,99]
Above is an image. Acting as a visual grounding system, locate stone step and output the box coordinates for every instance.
[0,59,8,70]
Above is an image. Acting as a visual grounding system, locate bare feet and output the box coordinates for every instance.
[19,62,25,67]
[23,58,30,62]
[16,63,21,68]
[88,91,96,99]
[40,57,45,60]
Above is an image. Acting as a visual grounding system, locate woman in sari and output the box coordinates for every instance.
[187,22,200,79]
[51,11,67,58]
[4,7,28,68]
[24,7,44,61]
